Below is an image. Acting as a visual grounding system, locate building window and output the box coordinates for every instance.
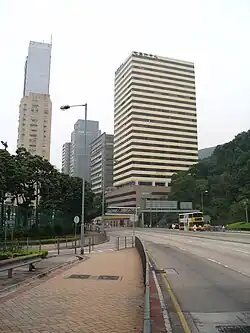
[139,181,152,186]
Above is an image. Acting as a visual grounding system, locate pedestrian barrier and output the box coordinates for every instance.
[55,232,109,255]
[115,236,134,251]
[0,254,42,278]
[0,232,109,254]
[135,236,151,333]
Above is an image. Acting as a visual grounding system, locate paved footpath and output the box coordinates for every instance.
[0,248,144,333]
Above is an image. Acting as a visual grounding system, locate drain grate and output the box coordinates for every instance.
[216,326,250,333]
[67,274,91,279]
[98,275,120,280]
[165,268,178,275]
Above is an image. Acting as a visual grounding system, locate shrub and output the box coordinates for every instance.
[0,249,48,260]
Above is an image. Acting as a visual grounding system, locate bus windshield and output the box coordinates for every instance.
[192,213,203,218]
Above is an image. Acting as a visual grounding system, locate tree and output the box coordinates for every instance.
[0,147,102,234]
[169,129,250,224]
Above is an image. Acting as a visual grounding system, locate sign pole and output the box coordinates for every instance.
[73,216,80,254]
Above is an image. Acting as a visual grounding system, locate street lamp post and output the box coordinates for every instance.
[101,136,106,232]
[201,190,208,212]
[60,104,87,255]
[0,141,8,227]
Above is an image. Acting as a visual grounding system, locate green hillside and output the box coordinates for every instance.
[169,130,250,225]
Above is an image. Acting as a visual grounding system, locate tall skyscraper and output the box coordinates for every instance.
[69,119,100,181]
[90,133,114,194]
[23,41,52,96]
[62,142,71,175]
[113,51,198,188]
[17,40,52,160]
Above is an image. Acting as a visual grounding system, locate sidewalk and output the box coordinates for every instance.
[0,248,144,333]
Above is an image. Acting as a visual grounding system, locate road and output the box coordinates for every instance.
[109,228,250,333]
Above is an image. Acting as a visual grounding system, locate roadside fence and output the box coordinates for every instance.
[0,232,109,253]
[135,236,151,333]
[116,236,134,251]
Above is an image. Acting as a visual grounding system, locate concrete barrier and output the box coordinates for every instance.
[135,236,151,333]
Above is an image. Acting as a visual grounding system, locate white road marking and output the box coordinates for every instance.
[152,269,172,333]
[178,247,187,251]
[92,249,115,253]
[207,258,238,271]
[235,249,250,255]
[207,258,221,265]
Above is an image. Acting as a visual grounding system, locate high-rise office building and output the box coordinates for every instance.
[90,133,114,194]
[62,142,71,175]
[70,119,100,181]
[114,51,198,187]
[17,40,52,160]
[23,41,52,96]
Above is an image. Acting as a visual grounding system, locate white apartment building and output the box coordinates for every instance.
[17,40,52,160]
[114,51,198,187]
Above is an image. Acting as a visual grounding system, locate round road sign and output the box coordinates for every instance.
[74,216,80,224]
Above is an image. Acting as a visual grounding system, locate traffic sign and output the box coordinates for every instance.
[106,206,138,214]
[130,214,138,222]
[74,216,80,224]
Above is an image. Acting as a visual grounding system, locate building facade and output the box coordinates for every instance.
[90,133,114,194]
[62,142,71,175]
[70,119,100,181]
[114,51,198,188]
[17,93,52,160]
[105,184,170,208]
[23,41,52,96]
[17,40,52,160]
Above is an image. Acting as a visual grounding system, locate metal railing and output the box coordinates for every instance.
[0,233,109,253]
[135,236,151,333]
[116,236,134,251]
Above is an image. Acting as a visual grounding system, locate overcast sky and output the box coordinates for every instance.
[1,0,250,168]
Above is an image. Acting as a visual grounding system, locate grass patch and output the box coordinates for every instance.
[227,222,250,230]
[0,249,48,261]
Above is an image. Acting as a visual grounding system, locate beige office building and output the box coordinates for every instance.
[17,93,52,160]
[17,40,52,160]
[114,51,198,188]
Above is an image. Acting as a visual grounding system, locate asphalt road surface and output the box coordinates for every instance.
[109,228,250,333]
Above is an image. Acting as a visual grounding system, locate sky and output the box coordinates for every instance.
[0,0,250,169]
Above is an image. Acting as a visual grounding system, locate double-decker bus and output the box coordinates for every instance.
[178,212,204,231]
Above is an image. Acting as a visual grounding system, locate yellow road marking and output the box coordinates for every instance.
[148,251,192,333]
